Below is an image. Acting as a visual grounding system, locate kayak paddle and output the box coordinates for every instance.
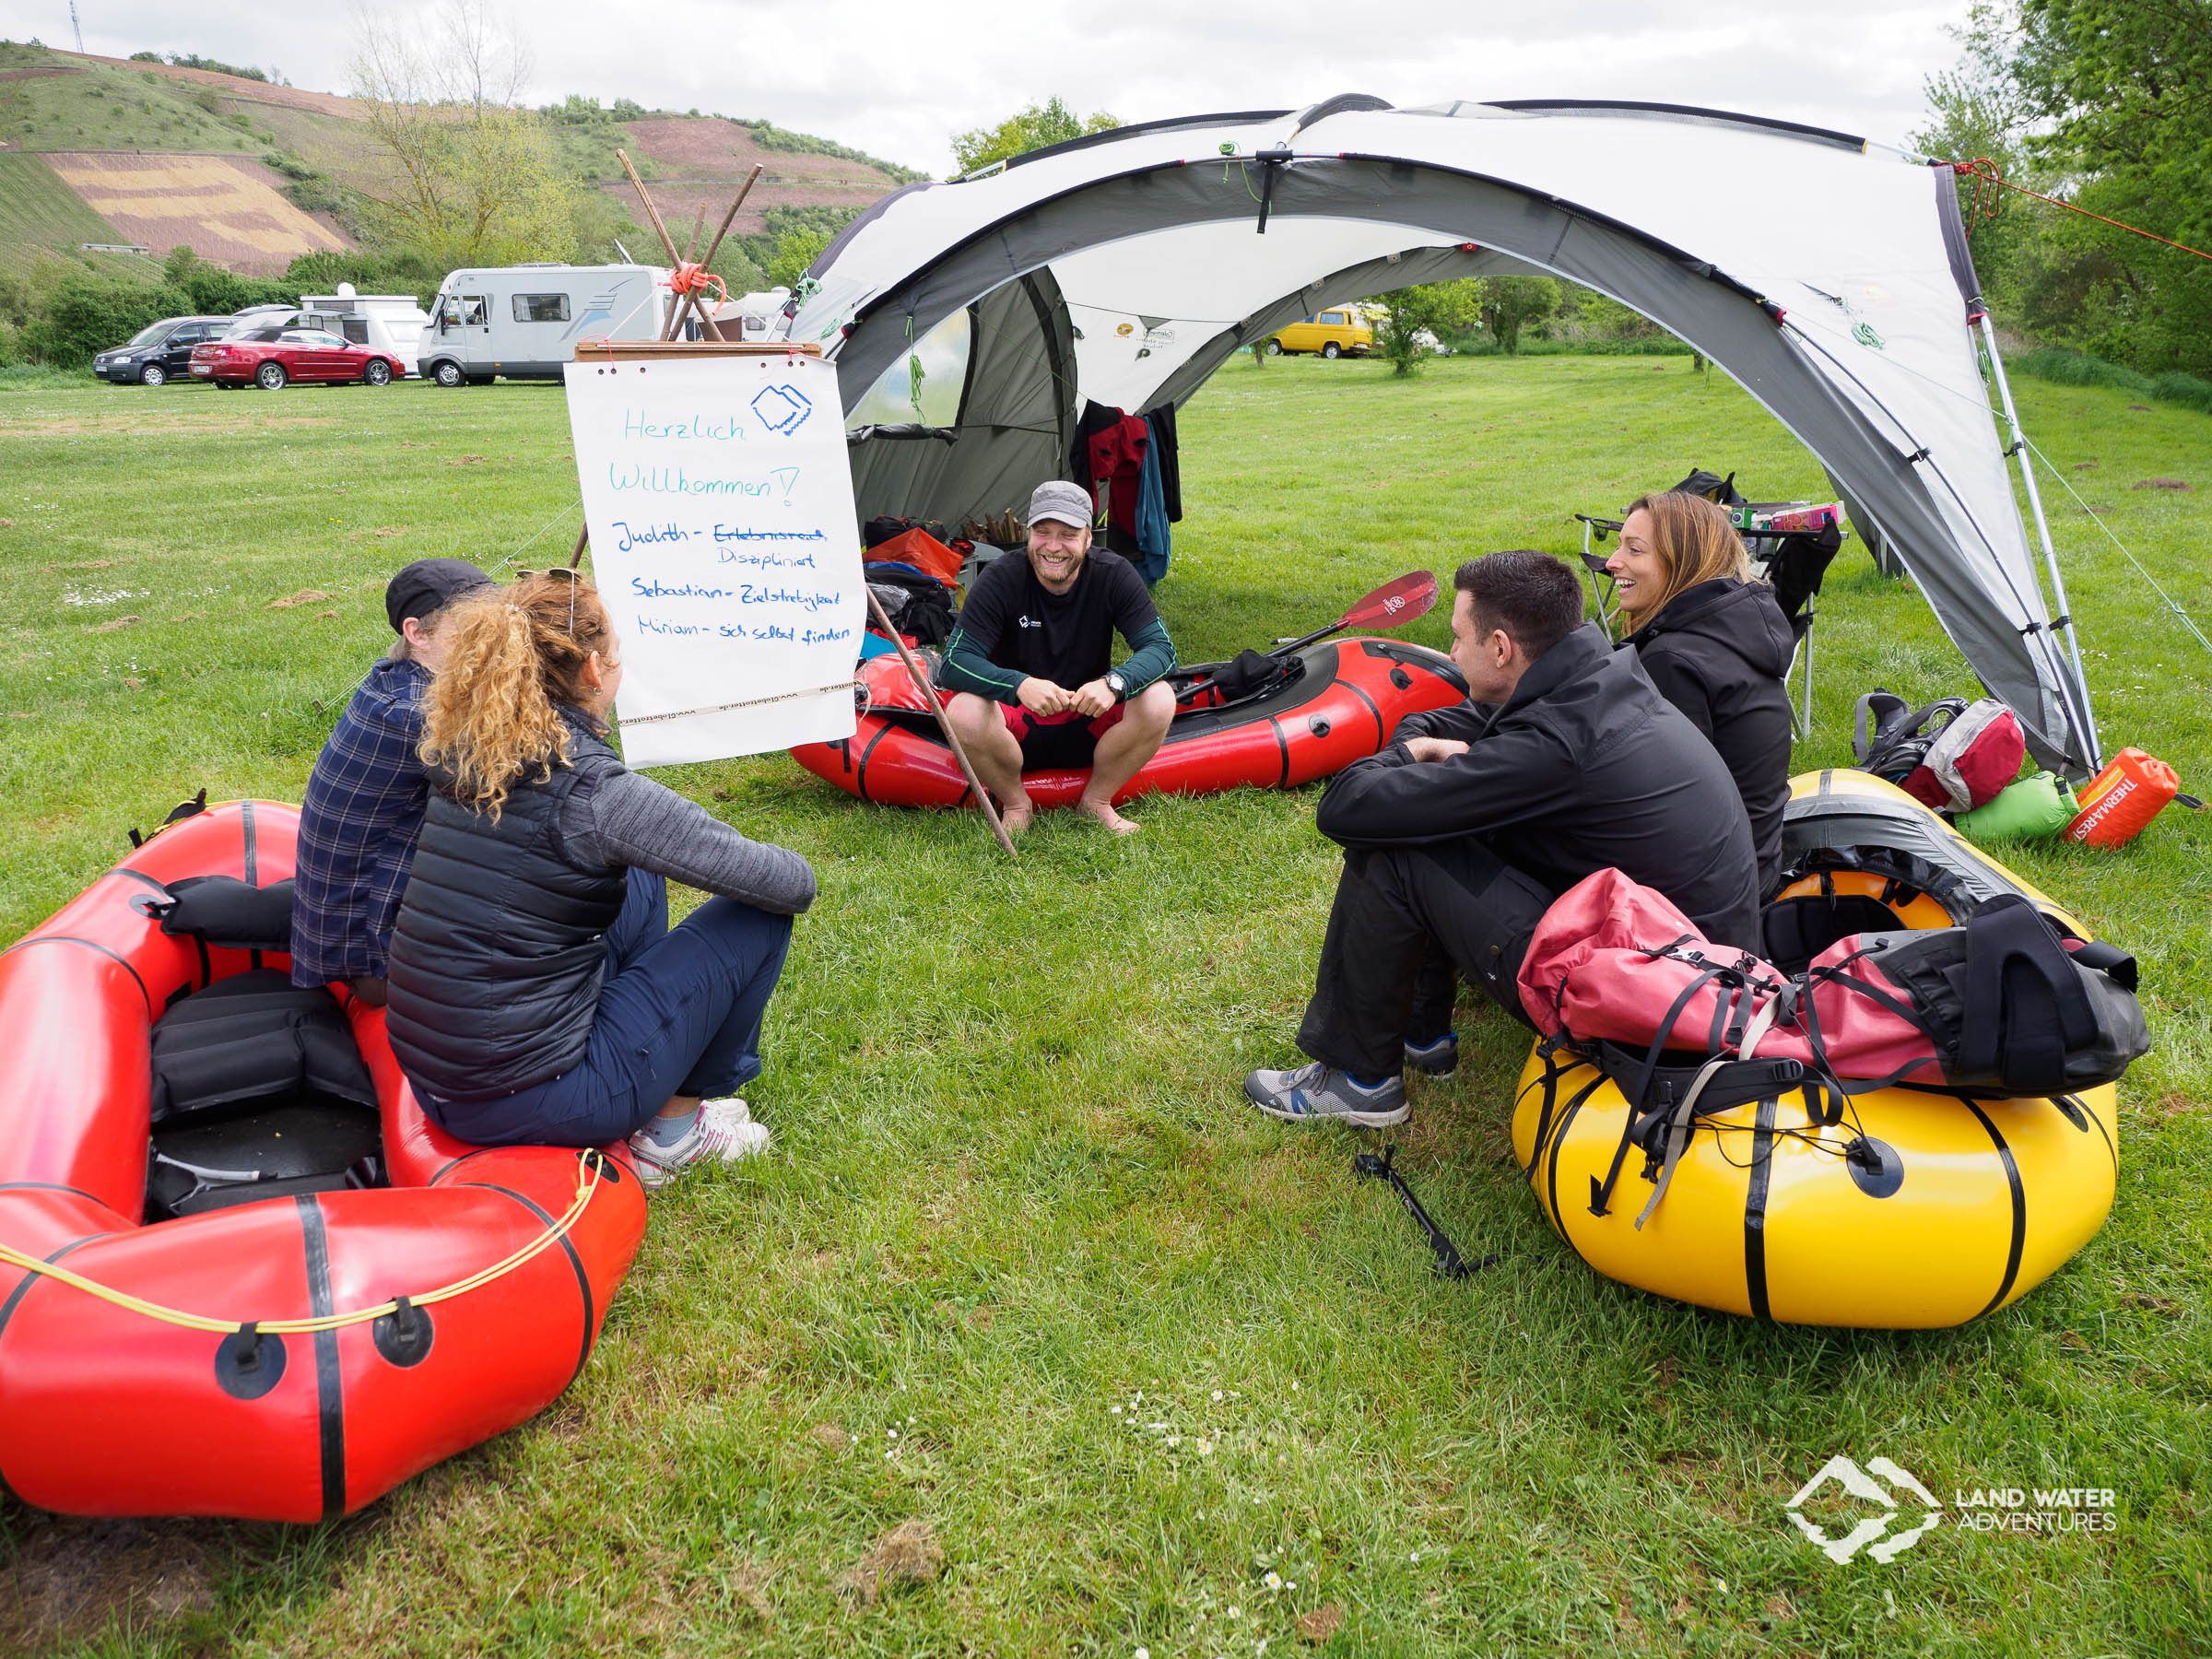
[1269,570,1439,657]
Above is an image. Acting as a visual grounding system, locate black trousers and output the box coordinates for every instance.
[1294,841,1556,1078]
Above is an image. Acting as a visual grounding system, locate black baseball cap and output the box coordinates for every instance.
[385,558,493,633]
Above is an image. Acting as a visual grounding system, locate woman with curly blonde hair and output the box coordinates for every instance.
[382,572,815,1190]
[1605,489,1795,892]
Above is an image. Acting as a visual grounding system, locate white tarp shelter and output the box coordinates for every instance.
[786,97,2099,774]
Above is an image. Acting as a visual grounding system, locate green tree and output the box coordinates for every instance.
[1375,280,1484,377]
[1918,1,2212,373]
[767,227,831,289]
[950,97,1119,175]
[349,1,575,270]
[1481,276,1560,355]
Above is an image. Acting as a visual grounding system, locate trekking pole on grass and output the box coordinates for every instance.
[1353,1145,1497,1278]
[1269,570,1439,656]
[863,588,1018,860]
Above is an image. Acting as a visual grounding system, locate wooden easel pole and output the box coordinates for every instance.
[662,165,765,344]
[618,148,682,264]
[861,587,1018,859]
[567,524,588,571]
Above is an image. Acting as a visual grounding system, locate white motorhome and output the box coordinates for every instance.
[299,286,433,376]
[418,264,673,387]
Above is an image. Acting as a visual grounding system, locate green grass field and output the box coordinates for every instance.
[0,355,2206,1656]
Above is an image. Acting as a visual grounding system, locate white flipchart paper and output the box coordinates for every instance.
[562,352,863,768]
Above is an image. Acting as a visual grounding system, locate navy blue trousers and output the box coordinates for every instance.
[428,866,794,1148]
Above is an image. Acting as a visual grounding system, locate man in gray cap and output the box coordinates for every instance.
[290,557,492,1004]
[936,481,1177,833]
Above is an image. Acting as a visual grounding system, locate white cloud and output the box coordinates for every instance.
[13,0,1975,176]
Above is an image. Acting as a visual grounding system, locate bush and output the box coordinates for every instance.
[2150,371,2212,416]
[1441,333,1693,358]
[283,249,443,309]
[2008,346,2155,394]
[160,53,267,82]
[22,277,194,366]
[744,123,927,184]
[2003,346,2212,418]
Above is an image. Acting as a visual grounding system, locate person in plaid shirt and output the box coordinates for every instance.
[290,559,491,1004]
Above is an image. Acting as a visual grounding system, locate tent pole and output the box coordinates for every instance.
[1978,313,2102,771]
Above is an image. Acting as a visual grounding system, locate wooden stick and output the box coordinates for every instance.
[681,204,706,263]
[664,164,764,344]
[618,148,682,264]
[567,524,588,571]
[860,587,1018,859]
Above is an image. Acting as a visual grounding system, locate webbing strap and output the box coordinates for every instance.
[1632,1056,1733,1230]
[1959,897,2097,1093]
[1591,966,1726,1216]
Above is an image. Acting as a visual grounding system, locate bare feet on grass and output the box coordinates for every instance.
[997,793,1035,835]
[1076,796,1140,836]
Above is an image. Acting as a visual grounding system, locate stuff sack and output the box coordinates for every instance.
[864,525,965,587]
[1853,691,2025,812]
[1518,869,2148,1096]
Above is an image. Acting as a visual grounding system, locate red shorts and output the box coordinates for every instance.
[1002,700,1125,770]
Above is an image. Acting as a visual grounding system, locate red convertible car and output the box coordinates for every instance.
[189,326,407,390]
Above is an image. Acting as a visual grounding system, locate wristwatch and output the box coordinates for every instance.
[1105,671,1128,701]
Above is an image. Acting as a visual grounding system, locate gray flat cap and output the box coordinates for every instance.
[1027,479,1094,530]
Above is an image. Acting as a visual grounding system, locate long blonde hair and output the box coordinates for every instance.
[1622,489,1755,621]
[419,573,615,820]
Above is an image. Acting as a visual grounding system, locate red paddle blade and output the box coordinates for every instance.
[1340,570,1438,630]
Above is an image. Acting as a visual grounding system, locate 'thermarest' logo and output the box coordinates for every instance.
[1786,1455,1942,1564]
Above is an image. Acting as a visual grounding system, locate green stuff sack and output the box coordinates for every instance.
[1956,771,2080,842]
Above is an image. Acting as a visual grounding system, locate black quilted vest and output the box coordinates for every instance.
[384,712,628,1100]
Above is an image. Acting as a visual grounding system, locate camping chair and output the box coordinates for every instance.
[1745,523,1843,738]
[1571,469,1848,737]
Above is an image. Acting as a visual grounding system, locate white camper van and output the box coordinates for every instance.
[299,286,433,376]
[418,264,673,387]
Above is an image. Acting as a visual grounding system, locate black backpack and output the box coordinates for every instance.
[1853,690,1971,783]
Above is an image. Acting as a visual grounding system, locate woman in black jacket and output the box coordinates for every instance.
[1606,490,1795,896]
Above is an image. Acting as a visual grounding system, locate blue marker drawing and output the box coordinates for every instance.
[752,383,812,434]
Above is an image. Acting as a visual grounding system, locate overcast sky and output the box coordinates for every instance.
[7,1,1977,175]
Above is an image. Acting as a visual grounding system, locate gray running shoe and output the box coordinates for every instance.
[1242,1062,1408,1127]
[1403,1031,1459,1079]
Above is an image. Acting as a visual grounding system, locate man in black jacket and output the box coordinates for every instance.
[1243,549,1761,1128]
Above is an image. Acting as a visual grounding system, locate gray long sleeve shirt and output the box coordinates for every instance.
[560,766,816,914]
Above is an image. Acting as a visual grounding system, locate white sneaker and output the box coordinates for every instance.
[627,1099,771,1193]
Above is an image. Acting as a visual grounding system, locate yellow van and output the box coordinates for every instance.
[1267,307,1372,359]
